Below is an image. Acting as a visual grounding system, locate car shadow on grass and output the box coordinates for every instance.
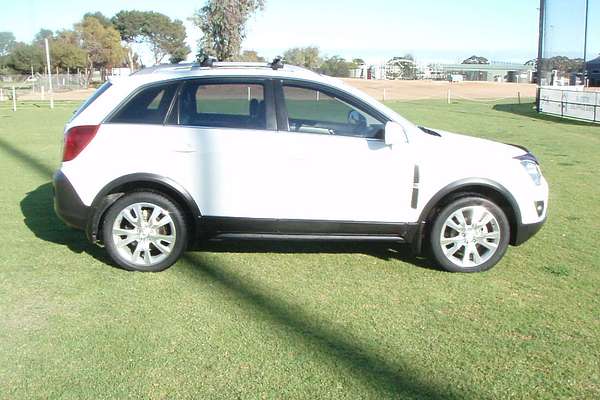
[492,102,599,126]
[194,240,439,271]
[0,136,111,266]
[20,184,439,273]
[20,182,113,265]
[180,252,461,399]
[20,183,438,271]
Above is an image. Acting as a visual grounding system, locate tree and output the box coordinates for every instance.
[33,29,54,45]
[283,46,322,70]
[6,43,44,74]
[234,50,265,62]
[462,55,489,64]
[145,13,190,64]
[318,56,351,77]
[30,29,87,72]
[112,10,146,42]
[112,10,190,66]
[51,30,87,71]
[168,48,188,64]
[83,12,113,28]
[0,32,16,56]
[192,0,265,61]
[525,58,537,66]
[111,10,145,69]
[76,16,126,79]
[540,56,585,74]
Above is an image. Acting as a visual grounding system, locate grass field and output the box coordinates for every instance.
[0,100,598,399]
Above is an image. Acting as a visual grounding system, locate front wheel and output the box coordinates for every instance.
[102,192,188,272]
[429,197,510,272]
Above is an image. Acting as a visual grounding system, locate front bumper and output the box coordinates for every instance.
[53,170,90,231]
[512,216,546,246]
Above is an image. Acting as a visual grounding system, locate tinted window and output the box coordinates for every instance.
[283,85,384,138]
[111,82,178,124]
[179,82,266,130]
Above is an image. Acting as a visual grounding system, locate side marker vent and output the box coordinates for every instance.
[411,165,420,209]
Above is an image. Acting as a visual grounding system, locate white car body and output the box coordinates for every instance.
[53,62,548,272]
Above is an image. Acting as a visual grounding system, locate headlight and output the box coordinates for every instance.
[520,160,542,185]
[514,152,542,186]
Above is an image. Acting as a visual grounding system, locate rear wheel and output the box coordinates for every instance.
[430,196,510,272]
[102,192,188,272]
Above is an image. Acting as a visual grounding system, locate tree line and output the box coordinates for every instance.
[0,10,189,79]
[0,0,389,79]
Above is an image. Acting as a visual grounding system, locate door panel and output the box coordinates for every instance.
[274,132,413,222]
[175,78,286,218]
[188,127,288,218]
[274,81,414,223]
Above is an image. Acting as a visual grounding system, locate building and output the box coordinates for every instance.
[349,60,535,83]
[426,62,534,82]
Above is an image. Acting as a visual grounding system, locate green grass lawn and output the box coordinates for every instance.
[0,100,598,399]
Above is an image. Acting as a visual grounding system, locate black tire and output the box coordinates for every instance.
[429,196,510,273]
[102,191,188,272]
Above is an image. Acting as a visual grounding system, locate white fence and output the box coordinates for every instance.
[539,87,600,123]
[0,74,88,99]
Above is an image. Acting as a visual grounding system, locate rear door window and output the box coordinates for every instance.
[178,82,266,130]
[110,82,178,124]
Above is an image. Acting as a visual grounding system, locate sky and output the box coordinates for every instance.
[0,0,593,66]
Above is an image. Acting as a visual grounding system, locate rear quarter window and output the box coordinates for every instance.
[70,81,112,122]
[110,82,178,124]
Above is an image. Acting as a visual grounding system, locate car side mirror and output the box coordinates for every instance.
[384,122,406,146]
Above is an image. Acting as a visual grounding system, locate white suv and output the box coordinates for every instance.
[53,60,548,272]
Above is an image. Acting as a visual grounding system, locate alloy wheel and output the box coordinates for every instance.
[439,205,501,268]
[111,202,177,267]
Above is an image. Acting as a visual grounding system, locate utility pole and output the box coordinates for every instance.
[44,38,54,109]
[583,0,590,86]
[583,0,589,63]
[536,0,546,112]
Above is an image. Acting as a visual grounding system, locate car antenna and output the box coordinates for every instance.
[270,56,284,70]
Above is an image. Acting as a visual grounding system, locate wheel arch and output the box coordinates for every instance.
[86,173,201,243]
[412,178,522,254]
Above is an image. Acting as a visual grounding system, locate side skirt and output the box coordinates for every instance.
[198,216,418,243]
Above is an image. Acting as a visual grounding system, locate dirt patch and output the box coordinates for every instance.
[342,79,538,101]
[17,89,95,101]
[12,80,540,102]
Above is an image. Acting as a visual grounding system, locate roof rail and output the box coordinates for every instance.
[269,56,284,70]
[132,59,311,76]
[132,63,197,75]
[199,56,218,68]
